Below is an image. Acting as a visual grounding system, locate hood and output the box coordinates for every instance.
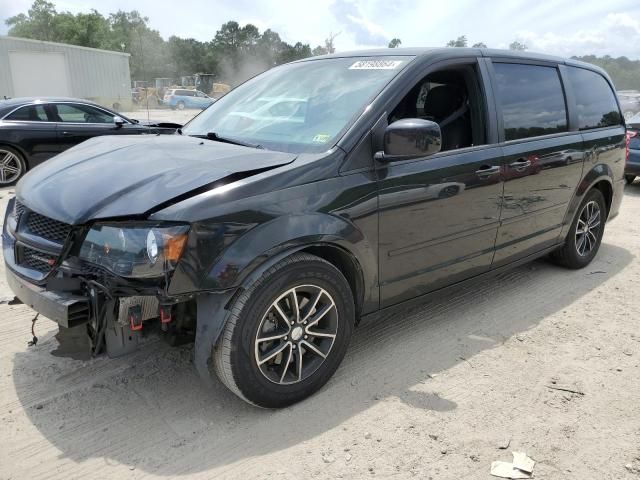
[17,134,296,224]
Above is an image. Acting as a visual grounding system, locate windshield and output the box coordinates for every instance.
[182,56,414,153]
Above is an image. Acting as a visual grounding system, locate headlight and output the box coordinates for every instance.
[79,223,189,278]
[146,230,159,264]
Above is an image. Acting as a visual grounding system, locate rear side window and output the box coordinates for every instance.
[6,105,48,121]
[493,63,568,141]
[566,67,622,130]
[178,90,194,97]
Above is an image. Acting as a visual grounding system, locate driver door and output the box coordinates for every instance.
[51,103,143,151]
[377,59,504,307]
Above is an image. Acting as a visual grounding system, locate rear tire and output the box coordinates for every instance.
[551,189,606,269]
[626,175,636,185]
[177,101,185,111]
[0,146,27,186]
[212,253,354,408]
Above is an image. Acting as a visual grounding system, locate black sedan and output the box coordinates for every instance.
[0,97,181,185]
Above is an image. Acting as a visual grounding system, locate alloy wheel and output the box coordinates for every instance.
[254,285,338,385]
[0,149,23,185]
[575,200,601,257]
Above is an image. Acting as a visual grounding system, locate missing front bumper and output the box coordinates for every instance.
[6,267,90,328]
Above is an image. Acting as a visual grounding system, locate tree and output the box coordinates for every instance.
[312,45,328,56]
[107,10,168,80]
[388,38,402,48]
[326,32,339,54]
[56,10,111,49]
[167,36,213,77]
[257,29,285,63]
[509,41,527,51]
[5,0,58,41]
[574,55,640,90]
[313,32,339,56]
[5,0,319,84]
[472,42,487,48]
[280,42,313,63]
[212,21,242,50]
[446,35,467,47]
[7,2,114,54]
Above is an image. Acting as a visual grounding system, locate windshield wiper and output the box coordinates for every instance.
[191,132,262,149]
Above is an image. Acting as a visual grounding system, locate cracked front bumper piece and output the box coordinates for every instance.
[6,267,90,328]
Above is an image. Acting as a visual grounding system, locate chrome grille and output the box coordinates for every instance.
[20,246,57,273]
[26,211,72,244]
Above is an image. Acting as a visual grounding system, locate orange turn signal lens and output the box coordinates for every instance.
[163,234,188,262]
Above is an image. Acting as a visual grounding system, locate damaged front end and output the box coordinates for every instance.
[3,197,198,359]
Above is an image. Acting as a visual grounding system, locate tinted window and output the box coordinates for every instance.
[494,63,567,140]
[54,104,115,123]
[178,90,194,97]
[388,64,486,151]
[566,67,622,130]
[6,105,48,121]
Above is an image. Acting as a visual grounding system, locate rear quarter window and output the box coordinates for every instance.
[493,63,568,141]
[566,67,622,130]
[5,105,48,121]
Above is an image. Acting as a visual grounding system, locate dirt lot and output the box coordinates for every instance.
[0,183,639,480]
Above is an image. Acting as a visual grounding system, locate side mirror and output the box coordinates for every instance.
[375,118,441,162]
[113,116,125,128]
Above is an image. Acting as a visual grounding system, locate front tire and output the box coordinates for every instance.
[177,101,185,110]
[212,253,355,408]
[626,175,636,185]
[551,189,606,269]
[0,146,26,186]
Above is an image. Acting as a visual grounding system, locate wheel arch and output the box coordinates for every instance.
[299,243,365,319]
[591,179,612,217]
[192,241,368,388]
[225,241,367,321]
[561,163,615,238]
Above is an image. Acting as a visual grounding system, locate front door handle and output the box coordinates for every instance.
[60,131,74,137]
[475,165,500,177]
[509,158,532,169]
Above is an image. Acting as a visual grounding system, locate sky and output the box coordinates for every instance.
[1,0,640,59]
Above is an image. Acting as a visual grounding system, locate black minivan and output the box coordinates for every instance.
[4,48,627,407]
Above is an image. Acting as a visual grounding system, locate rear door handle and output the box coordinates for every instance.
[61,131,74,137]
[509,158,531,169]
[475,165,500,177]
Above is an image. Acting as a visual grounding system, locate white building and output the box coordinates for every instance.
[0,36,132,109]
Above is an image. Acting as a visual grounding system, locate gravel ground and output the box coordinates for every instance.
[0,182,639,480]
[121,108,200,125]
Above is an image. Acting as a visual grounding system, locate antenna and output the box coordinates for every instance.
[136,28,151,125]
